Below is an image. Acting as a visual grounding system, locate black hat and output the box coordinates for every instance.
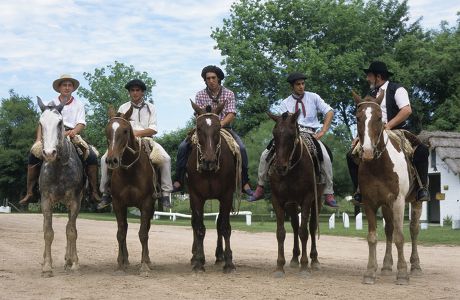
[201,65,225,81]
[125,79,147,91]
[363,61,393,77]
[287,72,307,84]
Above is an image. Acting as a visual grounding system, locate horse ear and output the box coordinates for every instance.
[37,96,46,112]
[267,111,279,122]
[108,105,116,118]
[292,109,301,122]
[191,99,204,115]
[55,102,65,113]
[214,101,225,116]
[351,90,363,105]
[123,105,134,120]
[375,89,384,105]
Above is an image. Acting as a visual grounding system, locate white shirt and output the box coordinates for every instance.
[118,101,157,135]
[279,91,333,129]
[50,97,86,128]
[377,81,410,123]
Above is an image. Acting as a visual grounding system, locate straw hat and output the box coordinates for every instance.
[52,74,80,92]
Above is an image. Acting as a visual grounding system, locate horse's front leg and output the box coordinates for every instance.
[409,201,423,276]
[298,204,310,277]
[65,197,81,272]
[363,204,378,284]
[219,193,235,273]
[309,194,320,271]
[272,197,286,278]
[114,205,129,272]
[393,198,409,285]
[289,207,300,269]
[139,200,155,275]
[381,205,394,275]
[41,197,54,277]
[215,213,224,265]
[190,195,206,272]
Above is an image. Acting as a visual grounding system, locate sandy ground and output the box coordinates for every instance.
[0,214,459,300]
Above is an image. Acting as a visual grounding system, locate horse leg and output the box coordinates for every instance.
[41,198,54,277]
[309,197,320,271]
[272,198,286,278]
[298,205,310,277]
[191,198,206,272]
[393,198,409,285]
[65,199,81,273]
[215,213,224,265]
[139,201,154,275]
[220,194,235,273]
[114,206,129,272]
[409,201,423,276]
[381,205,394,275]
[363,204,378,284]
[289,209,300,269]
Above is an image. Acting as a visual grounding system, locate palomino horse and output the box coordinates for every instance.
[267,111,324,278]
[352,91,422,285]
[187,101,237,273]
[105,106,158,275]
[37,97,84,277]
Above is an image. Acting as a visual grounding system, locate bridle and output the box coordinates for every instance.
[357,101,388,160]
[107,117,141,170]
[195,113,222,172]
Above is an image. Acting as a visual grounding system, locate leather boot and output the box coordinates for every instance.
[19,164,41,205]
[86,165,101,202]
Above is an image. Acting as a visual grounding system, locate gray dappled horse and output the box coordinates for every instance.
[352,91,422,285]
[37,97,84,277]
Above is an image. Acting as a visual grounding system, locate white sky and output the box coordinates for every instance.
[0,0,458,135]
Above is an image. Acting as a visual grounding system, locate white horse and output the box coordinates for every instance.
[37,97,84,277]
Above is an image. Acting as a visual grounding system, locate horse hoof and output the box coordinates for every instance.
[215,259,224,266]
[381,268,393,276]
[411,268,423,277]
[272,271,285,278]
[362,275,375,284]
[41,271,53,278]
[192,265,205,273]
[311,261,321,271]
[140,271,151,278]
[113,269,127,276]
[289,260,299,268]
[298,269,311,278]
[396,275,409,285]
[223,265,236,274]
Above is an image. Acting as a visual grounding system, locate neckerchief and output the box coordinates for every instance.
[59,95,74,106]
[292,93,306,117]
[131,100,150,122]
[206,87,223,103]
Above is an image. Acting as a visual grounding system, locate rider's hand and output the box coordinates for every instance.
[65,130,76,138]
[314,130,325,140]
[351,137,359,148]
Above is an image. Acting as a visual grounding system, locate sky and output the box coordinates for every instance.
[0,0,459,136]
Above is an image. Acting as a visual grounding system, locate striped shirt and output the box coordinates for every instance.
[195,86,236,121]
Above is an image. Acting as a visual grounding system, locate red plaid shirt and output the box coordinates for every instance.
[195,87,236,120]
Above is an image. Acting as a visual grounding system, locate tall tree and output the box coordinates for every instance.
[0,90,39,202]
[78,61,156,151]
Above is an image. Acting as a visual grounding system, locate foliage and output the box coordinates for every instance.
[77,61,156,151]
[0,90,39,201]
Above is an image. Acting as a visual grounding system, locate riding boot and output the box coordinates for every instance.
[86,165,101,202]
[413,145,429,201]
[19,164,41,205]
[346,151,361,205]
[97,169,112,210]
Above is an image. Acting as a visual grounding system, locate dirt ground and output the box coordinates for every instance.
[1,214,459,300]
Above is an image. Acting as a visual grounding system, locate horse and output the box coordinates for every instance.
[267,110,324,278]
[352,91,422,285]
[105,106,158,275]
[36,96,84,277]
[187,101,238,273]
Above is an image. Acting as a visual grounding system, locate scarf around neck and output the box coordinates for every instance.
[292,93,306,117]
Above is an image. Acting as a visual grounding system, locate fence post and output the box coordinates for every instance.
[343,212,349,228]
[356,212,363,230]
[329,213,335,229]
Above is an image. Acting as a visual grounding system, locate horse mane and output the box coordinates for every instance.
[205,105,212,113]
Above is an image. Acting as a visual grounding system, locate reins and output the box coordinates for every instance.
[357,101,389,159]
[108,117,142,170]
[194,113,222,172]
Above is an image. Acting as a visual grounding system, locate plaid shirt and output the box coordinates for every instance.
[195,86,236,120]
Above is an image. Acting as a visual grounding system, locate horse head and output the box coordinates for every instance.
[352,90,385,161]
[105,105,136,169]
[191,100,225,172]
[37,96,65,162]
[267,110,301,176]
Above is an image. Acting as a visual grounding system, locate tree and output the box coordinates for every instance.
[77,61,156,151]
[0,90,39,202]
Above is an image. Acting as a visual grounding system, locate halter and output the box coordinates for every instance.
[357,101,389,159]
[40,108,71,165]
[108,117,141,169]
[195,113,222,172]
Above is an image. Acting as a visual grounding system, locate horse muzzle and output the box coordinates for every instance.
[42,149,57,162]
[200,160,218,172]
[362,149,375,161]
[106,156,121,169]
[275,164,289,176]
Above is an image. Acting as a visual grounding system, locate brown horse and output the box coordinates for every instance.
[105,106,158,275]
[267,110,324,278]
[352,91,422,285]
[187,101,237,273]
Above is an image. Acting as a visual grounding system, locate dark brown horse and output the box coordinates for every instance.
[267,111,324,278]
[187,101,237,273]
[352,91,422,285]
[105,106,158,275]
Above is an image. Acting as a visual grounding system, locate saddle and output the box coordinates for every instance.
[30,135,99,161]
[139,137,162,198]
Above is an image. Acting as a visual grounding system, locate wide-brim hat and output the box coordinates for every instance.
[125,79,147,91]
[287,72,307,84]
[52,74,80,92]
[363,61,394,77]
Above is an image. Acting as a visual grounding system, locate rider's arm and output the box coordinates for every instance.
[134,128,157,138]
[66,123,85,138]
[385,105,411,130]
[315,110,334,140]
[221,112,235,127]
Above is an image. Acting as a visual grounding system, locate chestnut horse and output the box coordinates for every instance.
[352,91,422,285]
[187,101,237,273]
[36,97,84,277]
[105,106,158,275]
[267,111,324,278]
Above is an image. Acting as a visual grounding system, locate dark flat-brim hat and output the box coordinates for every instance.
[287,72,307,84]
[125,79,147,91]
[363,61,393,76]
[201,65,225,80]
[52,74,80,92]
